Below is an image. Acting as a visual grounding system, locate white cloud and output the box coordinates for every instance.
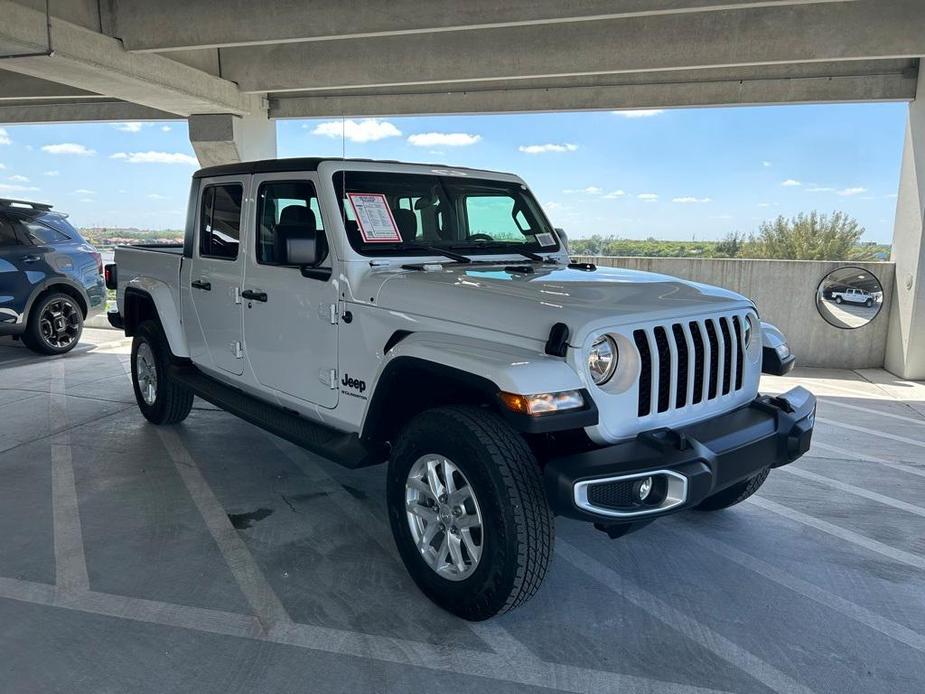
[637,193,658,202]
[518,143,578,154]
[0,128,9,145]
[161,125,172,132]
[79,198,95,203]
[613,109,664,118]
[72,189,95,195]
[836,186,867,197]
[672,196,712,204]
[408,132,481,147]
[806,185,834,192]
[544,201,566,211]
[42,143,96,156]
[0,183,39,192]
[603,190,626,199]
[147,193,168,200]
[563,186,603,195]
[310,118,402,143]
[757,202,773,207]
[780,179,801,187]
[762,161,772,168]
[43,170,59,176]
[111,151,198,165]
[113,122,144,133]
[8,175,30,183]
[711,214,734,220]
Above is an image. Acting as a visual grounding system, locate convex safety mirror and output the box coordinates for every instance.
[815,266,883,329]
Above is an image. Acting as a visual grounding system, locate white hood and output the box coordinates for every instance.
[361,263,753,346]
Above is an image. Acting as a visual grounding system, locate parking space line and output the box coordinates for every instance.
[748,497,925,571]
[822,399,925,426]
[557,541,816,694]
[668,527,925,653]
[155,427,293,633]
[49,364,89,593]
[816,417,925,450]
[782,466,925,518]
[268,438,541,663]
[810,441,925,478]
[0,575,730,694]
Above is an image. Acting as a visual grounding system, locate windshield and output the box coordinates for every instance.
[333,171,559,257]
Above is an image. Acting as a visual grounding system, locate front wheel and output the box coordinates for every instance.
[387,406,554,621]
[694,467,769,511]
[835,296,843,304]
[131,320,193,425]
[865,299,873,307]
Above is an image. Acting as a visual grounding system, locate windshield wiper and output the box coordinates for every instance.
[393,243,471,263]
[449,243,554,263]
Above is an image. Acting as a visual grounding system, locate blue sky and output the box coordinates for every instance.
[0,103,907,243]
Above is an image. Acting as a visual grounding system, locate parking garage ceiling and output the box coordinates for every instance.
[0,0,922,122]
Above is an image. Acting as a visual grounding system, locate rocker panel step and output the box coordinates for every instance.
[168,365,385,469]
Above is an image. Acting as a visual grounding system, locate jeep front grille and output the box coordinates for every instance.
[633,314,747,418]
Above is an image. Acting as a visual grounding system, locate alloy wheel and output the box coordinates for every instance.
[39,298,81,349]
[405,454,484,581]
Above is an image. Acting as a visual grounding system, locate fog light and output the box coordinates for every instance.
[633,476,653,502]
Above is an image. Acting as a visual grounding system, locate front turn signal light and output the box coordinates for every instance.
[499,390,584,416]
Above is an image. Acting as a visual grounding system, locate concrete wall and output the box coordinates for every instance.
[573,256,895,369]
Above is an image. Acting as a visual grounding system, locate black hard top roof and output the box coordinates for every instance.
[193,157,511,179]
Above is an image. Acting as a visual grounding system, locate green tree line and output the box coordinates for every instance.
[568,211,889,261]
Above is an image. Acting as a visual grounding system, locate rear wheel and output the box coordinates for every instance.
[131,320,193,425]
[387,406,554,621]
[835,296,843,304]
[23,292,83,355]
[694,467,769,511]
[865,298,873,307]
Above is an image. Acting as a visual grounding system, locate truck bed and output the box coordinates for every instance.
[113,244,185,316]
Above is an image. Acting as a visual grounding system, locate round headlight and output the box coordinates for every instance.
[743,315,753,348]
[588,335,618,385]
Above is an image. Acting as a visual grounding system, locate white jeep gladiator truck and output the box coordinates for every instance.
[830,287,875,307]
[107,157,815,620]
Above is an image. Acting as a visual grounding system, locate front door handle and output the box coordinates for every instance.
[191,279,212,291]
[22,255,41,263]
[241,289,268,302]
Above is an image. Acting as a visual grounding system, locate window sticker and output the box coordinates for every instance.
[348,193,402,243]
[535,232,556,247]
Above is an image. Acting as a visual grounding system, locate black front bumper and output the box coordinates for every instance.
[545,386,816,522]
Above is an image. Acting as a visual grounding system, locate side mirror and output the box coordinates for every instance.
[554,227,569,252]
[286,235,317,266]
[761,321,796,376]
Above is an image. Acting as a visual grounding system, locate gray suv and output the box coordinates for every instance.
[0,199,105,354]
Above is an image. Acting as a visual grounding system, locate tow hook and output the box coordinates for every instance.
[594,519,655,540]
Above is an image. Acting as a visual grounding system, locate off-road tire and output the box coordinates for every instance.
[865,299,873,308]
[22,292,83,355]
[835,296,843,304]
[131,320,193,425]
[387,406,554,621]
[694,467,770,511]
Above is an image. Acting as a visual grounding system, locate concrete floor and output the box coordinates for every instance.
[1,329,924,694]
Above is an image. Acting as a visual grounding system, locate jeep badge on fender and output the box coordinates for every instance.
[341,373,366,393]
[108,156,815,621]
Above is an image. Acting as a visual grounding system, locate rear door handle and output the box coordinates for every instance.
[191,279,212,291]
[22,255,41,263]
[241,289,268,302]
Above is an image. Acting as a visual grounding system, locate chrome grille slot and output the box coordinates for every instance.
[634,312,749,421]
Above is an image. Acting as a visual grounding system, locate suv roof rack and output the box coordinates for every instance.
[0,198,53,211]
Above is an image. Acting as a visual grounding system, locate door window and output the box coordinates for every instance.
[255,180,326,266]
[0,219,21,247]
[199,184,243,260]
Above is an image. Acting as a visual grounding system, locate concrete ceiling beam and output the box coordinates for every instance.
[215,0,925,93]
[0,0,255,117]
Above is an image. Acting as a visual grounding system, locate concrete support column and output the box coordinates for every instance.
[886,66,925,380]
[188,112,277,167]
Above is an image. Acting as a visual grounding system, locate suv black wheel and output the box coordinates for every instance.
[694,467,770,511]
[387,406,554,621]
[22,292,83,355]
[131,320,193,425]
